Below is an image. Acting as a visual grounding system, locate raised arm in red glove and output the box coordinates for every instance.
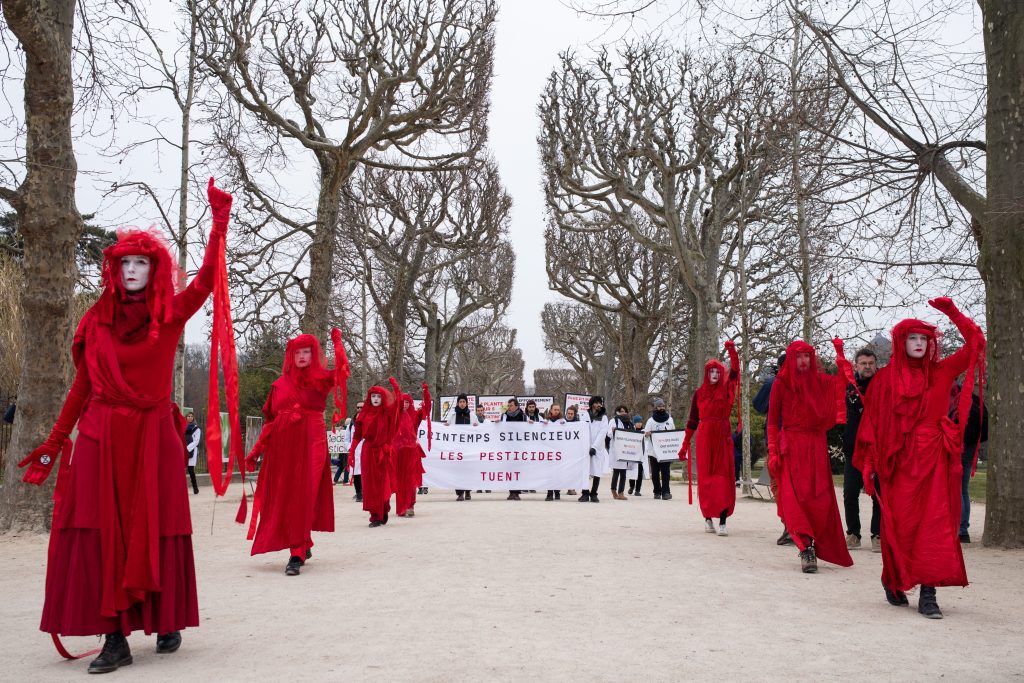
[19,362,92,485]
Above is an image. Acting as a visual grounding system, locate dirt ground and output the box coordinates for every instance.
[2,481,1023,682]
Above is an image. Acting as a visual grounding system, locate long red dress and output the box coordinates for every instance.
[767,339,853,567]
[685,342,740,520]
[855,299,984,592]
[246,333,345,558]
[34,226,223,637]
[393,387,431,517]
[352,382,401,525]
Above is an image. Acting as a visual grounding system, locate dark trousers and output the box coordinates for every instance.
[590,476,600,496]
[333,458,349,484]
[648,456,671,495]
[960,446,977,535]
[843,457,880,538]
[187,465,198,494]
[611,469,627,493]
[353,474,363,497]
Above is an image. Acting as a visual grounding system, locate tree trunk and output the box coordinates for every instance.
[300,159,344,340]
[980,1,1024,548]
[0,0,83,532]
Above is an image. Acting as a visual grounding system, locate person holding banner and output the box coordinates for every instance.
[244,329,349,576]
[347,401,364,502]
[394,387,431,517]
[853,299,985,618]
[580,396,609,502]
[608,405,637,500]
[767,339,855,574]
[446,394,477,501]
[17,180,237,672]
[353,380,403,527]
[563,405,581,496]
[544,404,565,500]
[525,399,546,424]
[501,398,527,500]
[681,341,741,536]
[629,414,646,495]
[644,398,677,500]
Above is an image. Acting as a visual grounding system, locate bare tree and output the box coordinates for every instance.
[197,0,496,339]
[0,0,84,531]
[448,320,525,395]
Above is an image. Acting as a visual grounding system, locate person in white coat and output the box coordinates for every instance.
[184,412,201,495]
[579,395,609,502]
[644,397,676,500]
[446,393,479,501]
[607,405,638,500]
[347,401,364,502]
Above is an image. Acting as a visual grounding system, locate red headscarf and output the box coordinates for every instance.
[354,385,397,447]
[775,340,833,426]
[96,227,183,344]
[696,359,732,414]
[283,334,332,390]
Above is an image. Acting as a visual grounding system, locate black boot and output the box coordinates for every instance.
[156,631,182,654]
[456,492,465,501]
[800,545,818,573]
[918,585,943,619]
[777,529,794,546]
[88,632,133,674]
[554,491,560,500]
[883,581,909,607]
[545,491,554,501]
[286,555,303,575]
[578,490,591,502]
[465,491,471,500]
[590,492,600,503]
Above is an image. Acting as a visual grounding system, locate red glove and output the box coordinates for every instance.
[862,463,876,497]
[724,340,736,350]
[207,177,233,229]
[389,377,401,395]
[767,455,780,480]
[19,445,59,485]
[831,337,844,355]
[244,451,259,473]
[928,297,956,314]
[331,327,342,346]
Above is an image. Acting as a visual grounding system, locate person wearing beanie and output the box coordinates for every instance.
[629,414,645,495]
[644,398,676,500]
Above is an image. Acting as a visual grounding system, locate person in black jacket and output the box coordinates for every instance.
[448,394,477,501]
[501,398,526,500]
[842,348,881,551]
[955,384,988,543]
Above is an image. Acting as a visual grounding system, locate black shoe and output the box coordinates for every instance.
[545,492,554,501]
[884,582,909,607]
[156,631,182,654]
[354,494,363,502]
[369,520,383,527]
[382,512,389,525]
[662,492,673,500]
[633,490,641,496]
[800,545,818,574]
[627,486,634,495]
[457,492,465,501]
[918,585,943,619]
[959,532,971,543]
[465,491,471,500]
[286,556,303,575]
[777,529,794,546]
[422,487,429,494]
[578,491,591,502]
[590,493,600,503]
[554,491,560,500]
[654,493,662,500]
[88,632,132,674]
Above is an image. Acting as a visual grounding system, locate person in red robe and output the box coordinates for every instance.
[244,329,349,576]
[351,379,402,527]
[393,385,431,518]
[767,338,855,574]
[854,298,985,618]
[18,179,233,673]
[682,340,740,536]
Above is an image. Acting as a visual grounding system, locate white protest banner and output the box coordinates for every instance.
[416,421,590,490]
[478,395,513,422]
[610,429,644,462]
[326,430,347,454]
[650,429,686,462]
[517,395,554,417]
[564,393,592,422]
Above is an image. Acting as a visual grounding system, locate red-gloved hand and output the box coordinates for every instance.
[831,337,844,354]
[767,455,780,480]
[19,445,59,485]
[244,452,259,473]
[331,327,342,345]
[421,383,428,393]
[928,296,955,312]
[389,377,401,394]
[724,340,736,350]
[207,177,233,228]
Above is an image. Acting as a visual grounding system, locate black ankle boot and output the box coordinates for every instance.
[156,630,182,654]
[918,585,943,619]
[545,491,554,501]
[285,555,303,575]
[884,582,909,607]
[578,490,591,502]
[88,632,132,674]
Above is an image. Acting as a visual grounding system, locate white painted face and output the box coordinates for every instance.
[370,393,382,407]
[120,255,150,292]
[293,347,312,368]
[708,367,721,384]
[905,333,929,359]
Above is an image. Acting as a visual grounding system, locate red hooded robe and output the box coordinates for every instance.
[246,334,343,557]
[767,340,853,567]
[351,384,400,524]
[37,225,223,637]
[393,387,431,517]
[854,300,984,592]
[685,343,740,520]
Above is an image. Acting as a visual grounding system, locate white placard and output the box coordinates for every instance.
[478,395,514,422]
[650,429,686,462]
[327,430,348,454]
[517,395,554,417]
[416,421,590,490]
[610,429,645,462]
[564,393,592,422]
